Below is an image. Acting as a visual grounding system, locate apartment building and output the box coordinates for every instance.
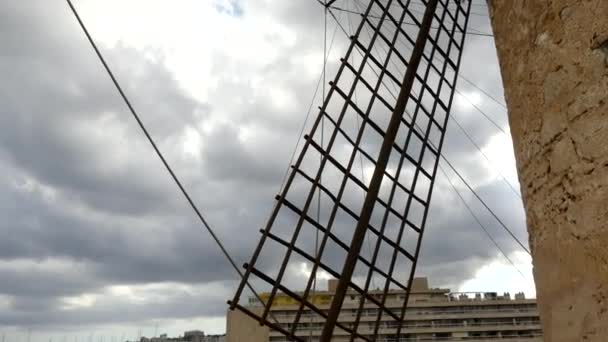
[226,277,541,341]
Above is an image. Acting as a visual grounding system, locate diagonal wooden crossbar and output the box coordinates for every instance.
[228,0,472,340]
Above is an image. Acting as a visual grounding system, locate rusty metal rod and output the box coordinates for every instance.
[319,0,440,340]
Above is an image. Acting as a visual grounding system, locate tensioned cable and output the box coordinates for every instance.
[345,0,378,290]
[64,0,280,322]
[340,3,504,136]
[355,2,521,199]
[257,15,341,308]
[351,0,519,201]
[330,3,531,257]
[311,3,329,339]
[343,0,527,288]
[325,4,495,37]
[440,156,531,255]
[438,163,528,280]
[342,0,531,323]
[392,3,496,38]
[458,73,508,109]
[448,118,521,198]
[324,7,399,124]
[452,70,510,139]
[328,0,531,280]
[467,26,494,37]
[410,0,490,8]
[407,6,489,19]
[404,12,515,194]
[276,18,341,195]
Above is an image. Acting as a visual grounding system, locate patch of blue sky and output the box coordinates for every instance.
[213,0,244,17]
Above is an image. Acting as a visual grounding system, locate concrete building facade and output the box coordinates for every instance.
[488,1,608,341]
[226,278,541,341]
[139,331,224,342]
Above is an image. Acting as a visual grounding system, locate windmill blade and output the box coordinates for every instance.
[228,0,472,340]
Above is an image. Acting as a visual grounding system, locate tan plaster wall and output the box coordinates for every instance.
[488,1,608,341]
[226,309,268,342]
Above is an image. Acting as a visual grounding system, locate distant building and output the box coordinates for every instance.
[202,335,225,342]
[139,334,186,342]
[184,331,205,342]
[141,335,184,342]
[227,277,542,341]
[139,331,223,342]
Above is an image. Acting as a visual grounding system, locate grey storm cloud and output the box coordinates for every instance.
[0,0,528,335]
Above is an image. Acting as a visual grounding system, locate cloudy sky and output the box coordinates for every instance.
[0,0,533,340]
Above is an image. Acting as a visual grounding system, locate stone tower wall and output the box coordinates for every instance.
[488,1,608,341]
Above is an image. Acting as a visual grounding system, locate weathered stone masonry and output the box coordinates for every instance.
[488,1,608,341]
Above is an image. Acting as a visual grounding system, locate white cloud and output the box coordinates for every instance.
[458,252,536,298]
[76,0,306,103]
[481,133,520,187]
[454,91,482,113]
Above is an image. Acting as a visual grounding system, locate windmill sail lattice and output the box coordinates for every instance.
[229,0,472,340]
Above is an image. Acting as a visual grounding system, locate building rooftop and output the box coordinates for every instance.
[247,277,530,309]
